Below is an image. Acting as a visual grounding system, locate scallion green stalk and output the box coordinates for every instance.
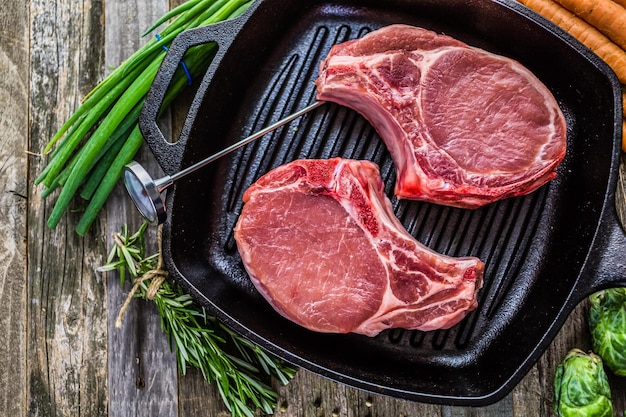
[39,0,253,234]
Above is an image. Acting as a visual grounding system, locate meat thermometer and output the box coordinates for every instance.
[123,100,325,225]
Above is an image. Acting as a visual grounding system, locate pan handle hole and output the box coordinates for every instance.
[158,44,218,144]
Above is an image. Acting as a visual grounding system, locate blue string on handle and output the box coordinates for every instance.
[155,33,193,86]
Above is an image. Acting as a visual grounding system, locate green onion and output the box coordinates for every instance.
[39,0,253,235]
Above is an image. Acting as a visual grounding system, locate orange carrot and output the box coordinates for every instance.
[614,0,626,9]
[554,0,626,50]
[516,0,626,84]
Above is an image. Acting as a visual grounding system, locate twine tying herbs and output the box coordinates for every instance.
[100,220,298,417]
[114,225,168,328]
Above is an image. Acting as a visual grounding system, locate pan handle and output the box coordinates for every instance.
[138,0,262,176]
[580,197,626,293]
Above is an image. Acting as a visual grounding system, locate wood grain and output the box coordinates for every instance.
[0,1,29,416]
[103,1,181,417]
[27,0,109,416]
[2,0,626,416]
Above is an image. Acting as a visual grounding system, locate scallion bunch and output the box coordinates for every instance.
[37,0,253,235]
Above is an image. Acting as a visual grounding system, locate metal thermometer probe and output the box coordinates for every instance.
[123,100,325,224]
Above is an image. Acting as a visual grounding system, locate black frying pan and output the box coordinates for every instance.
[138,0,625,406]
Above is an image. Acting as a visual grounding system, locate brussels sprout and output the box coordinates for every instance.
[589,287,626,376]
[553,349,613,417]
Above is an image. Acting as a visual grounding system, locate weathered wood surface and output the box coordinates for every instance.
[1,0,625,416]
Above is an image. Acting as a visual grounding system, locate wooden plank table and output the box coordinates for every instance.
[2,0,625,415]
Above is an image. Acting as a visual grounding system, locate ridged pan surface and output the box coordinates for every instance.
[148,0,623,405]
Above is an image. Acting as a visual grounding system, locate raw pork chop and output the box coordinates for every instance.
[316,24,567,209]
[233,158,484,336]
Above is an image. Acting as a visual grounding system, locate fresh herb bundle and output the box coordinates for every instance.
[99,222,297,417]
[37,0,253,235]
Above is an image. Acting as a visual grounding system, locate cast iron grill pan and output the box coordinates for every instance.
[139,0,625,405]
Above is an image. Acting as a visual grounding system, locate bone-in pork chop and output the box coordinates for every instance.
[234,158,484,336]
[315,24,567,208]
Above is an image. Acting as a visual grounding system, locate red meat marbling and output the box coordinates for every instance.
[315,24,567,208]
[234,158,484,336]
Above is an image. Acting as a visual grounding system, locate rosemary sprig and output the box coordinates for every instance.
[99,222,297,417]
